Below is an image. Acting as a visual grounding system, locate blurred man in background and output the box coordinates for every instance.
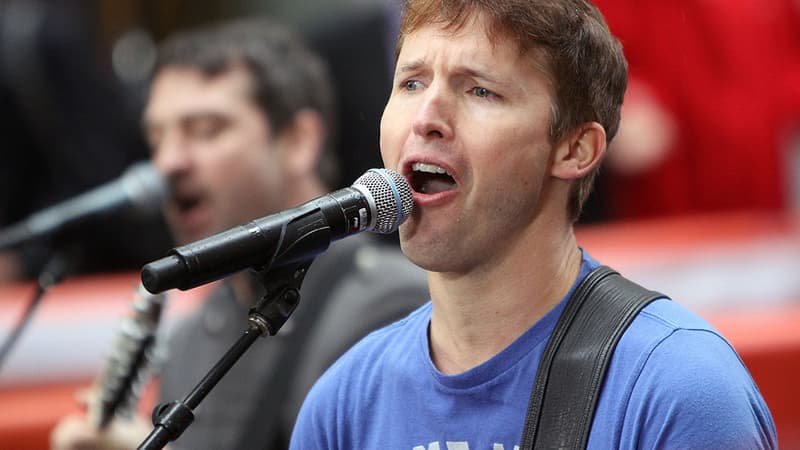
[50,18,428,450]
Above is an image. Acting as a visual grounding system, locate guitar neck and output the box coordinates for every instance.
[90,283,166,430]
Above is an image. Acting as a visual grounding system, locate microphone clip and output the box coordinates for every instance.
[247,259,312,336]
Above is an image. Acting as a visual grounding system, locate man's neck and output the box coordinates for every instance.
[229,272,259,307]
[427,226,582,375]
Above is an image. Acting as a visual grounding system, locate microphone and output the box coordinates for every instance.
[140,168,412,294]
[0,161,166,251]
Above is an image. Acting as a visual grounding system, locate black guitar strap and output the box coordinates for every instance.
[520,266,665,449]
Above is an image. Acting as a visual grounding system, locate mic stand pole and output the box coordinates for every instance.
[0,249,72,371]
[137,260,313,450]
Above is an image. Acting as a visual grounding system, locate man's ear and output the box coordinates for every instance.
[550,122,606,180]
[276,109,325,178]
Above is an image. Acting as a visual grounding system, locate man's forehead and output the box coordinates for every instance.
[400,10,543,63]
[152,65,254,102]
[398,20,548,73]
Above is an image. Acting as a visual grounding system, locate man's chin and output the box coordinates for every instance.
[171,225,212,246]
[165,206,218,245]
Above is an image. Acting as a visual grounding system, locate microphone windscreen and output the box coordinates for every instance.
[119,161,167,218]
[352,168,413,234]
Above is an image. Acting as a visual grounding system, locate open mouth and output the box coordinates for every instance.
[174,194,201,213]
[168,188,204,219]
[410,162,457,194]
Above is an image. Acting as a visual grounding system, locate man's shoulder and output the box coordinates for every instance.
[315,235,429,314]
[613,298,738,376]
[291,301,428,423]
[620,297,728,353]
[310,301,429,385]
[163,284,234,343]
[282,236,430,426]
[325,235,427,285]
[597,299,777,448]
[603,296,766,419]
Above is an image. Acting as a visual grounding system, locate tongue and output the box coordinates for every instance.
[420,177,456,194]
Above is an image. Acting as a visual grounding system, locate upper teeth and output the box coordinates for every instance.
[412,162,448,175]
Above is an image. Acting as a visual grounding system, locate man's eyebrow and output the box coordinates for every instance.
[396,59,503,83]
[395,59,426,75]
[458,66,501,84]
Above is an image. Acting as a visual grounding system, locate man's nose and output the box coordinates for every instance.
[151,132,191,177]
[411,84,454,141]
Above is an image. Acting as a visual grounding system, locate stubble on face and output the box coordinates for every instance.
[145,67,283,245]
[381,17,557,276]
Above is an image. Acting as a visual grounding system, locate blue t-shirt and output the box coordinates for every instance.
[290,252,777,449]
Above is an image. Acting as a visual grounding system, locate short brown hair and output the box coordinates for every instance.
[154,19,339,187]
[398,0,627,221]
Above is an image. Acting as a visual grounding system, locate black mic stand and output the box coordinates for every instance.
[0,248,73,372]
[137,259,313,450]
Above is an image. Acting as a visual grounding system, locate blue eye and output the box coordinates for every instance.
[403,80,423,91]
[473,87,492,98]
